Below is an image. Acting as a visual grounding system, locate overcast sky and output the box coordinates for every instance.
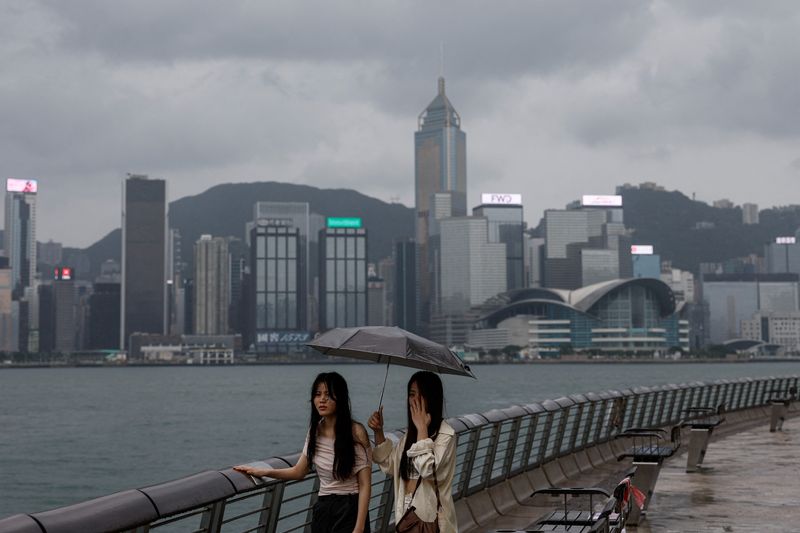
[2,0,799,248]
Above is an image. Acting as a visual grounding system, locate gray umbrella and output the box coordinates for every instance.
[307,326,475,406]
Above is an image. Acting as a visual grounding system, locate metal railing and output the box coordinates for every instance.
[1,375,797,533]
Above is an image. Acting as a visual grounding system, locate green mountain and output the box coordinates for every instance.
[620,187,800,272]
[67,181,415,280]
[67,182,800,281]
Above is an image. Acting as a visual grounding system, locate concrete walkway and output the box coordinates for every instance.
[636,418,799,532]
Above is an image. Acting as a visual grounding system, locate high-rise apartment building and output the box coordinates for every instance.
[318,219,367,331]
[194,235,230,335]
[473,195,525,291]
[4,179,38,299]
[742,203,759,225]
[121,175,167,348]
[415,78,467,330]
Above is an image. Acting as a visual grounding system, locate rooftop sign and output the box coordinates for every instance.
[327,217,362,229]
[631,245,654,255]
[481,193,522,205]
[6,178,38,193]
[776,236,797,244]
[581,194,622,207]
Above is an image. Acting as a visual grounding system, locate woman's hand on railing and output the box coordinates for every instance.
[233,465,272,478]
[368,407,385,445]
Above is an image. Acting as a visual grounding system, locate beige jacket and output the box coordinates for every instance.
[372,421,457,533]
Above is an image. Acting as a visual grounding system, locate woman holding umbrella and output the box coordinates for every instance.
[368,371,457,533]
[235,372,372,533]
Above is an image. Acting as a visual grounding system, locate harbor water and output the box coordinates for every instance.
[1,361,797,518]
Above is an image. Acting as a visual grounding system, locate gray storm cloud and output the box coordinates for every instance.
[1,0,799,247]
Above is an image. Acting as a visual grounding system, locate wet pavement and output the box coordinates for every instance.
[636,417,799,532]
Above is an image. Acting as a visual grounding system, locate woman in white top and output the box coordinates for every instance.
[235,372,372,533]
[368,371,457,533]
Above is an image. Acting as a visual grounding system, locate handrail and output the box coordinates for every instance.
[0,374,797,533]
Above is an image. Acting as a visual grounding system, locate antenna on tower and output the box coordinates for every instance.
[440,41,445,78]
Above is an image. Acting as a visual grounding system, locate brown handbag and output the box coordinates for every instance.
[395,456,441,533]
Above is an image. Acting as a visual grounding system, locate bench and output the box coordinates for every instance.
[766,387,797,432]
[614,426,680,525]
[681,403,725,472]
[525,475,632,533]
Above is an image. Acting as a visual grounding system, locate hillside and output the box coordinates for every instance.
[66,181,415,279]
[621,187,800,272]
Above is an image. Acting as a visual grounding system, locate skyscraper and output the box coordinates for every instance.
[393,240,418,333]
[194,235,230,335]
[0,257,12,352]
[415,77,467,330]
[473,194,525,291]
[121,175,167,348]
[4,179,38,298]
[543,196,631,289]
[319,218,367,330]
[53,267,76,353]
[438,217,506,315]
[251,202,323,331]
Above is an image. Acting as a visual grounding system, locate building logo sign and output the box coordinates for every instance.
[481,193,522,205]
[6,178,38,193]
[327,217,362,229]
[581,194,622,207]
[631,245,654,255]
[54,267,73,280]
[256,331,311,344]
[776,236,797,244]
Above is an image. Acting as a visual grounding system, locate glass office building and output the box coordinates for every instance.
[415,77,467,331]
[473,203,525,291]
[319,224,367,330]
[122,175,167,348]
[251,223,304,333]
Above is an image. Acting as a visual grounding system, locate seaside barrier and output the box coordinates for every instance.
[1,375,797,533]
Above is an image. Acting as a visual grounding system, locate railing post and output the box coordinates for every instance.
[459,428,481,496]
[302,476,321,533]
[376,476,394,533]
[199,500,226,533]
[259,482,285,533]
[502,417,522,478]
[481,423,501,488]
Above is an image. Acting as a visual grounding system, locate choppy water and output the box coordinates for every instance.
[1,361,798,518]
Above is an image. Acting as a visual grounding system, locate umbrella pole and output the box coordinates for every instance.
[378,361,391,409]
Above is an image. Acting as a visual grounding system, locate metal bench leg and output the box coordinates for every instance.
[686,428,712,472]
[627,461,661,526]
[770,403,787,432]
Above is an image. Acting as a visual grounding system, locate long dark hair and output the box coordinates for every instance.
[306,372,357,480]
[400,371,444,481]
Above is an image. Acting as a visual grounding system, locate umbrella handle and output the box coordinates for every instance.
[378,362,391,410]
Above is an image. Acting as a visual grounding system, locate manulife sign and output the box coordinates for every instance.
[327,217,363,228]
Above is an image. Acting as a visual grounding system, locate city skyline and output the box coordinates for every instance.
[1,1,800,247]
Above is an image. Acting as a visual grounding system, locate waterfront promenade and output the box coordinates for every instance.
[637,420,799,533]
[0,374,796,532]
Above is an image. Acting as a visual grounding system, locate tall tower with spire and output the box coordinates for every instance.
[414,77,467,331]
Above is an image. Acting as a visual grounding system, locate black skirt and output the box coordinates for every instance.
[312,493,371,533]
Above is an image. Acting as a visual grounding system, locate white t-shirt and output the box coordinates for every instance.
[302,433,371,495]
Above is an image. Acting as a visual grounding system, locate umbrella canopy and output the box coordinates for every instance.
[307,326,475,378]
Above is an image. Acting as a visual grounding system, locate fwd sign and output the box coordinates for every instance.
[481,193,522,205]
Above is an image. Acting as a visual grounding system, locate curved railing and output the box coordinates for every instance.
[1,375,797,533]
